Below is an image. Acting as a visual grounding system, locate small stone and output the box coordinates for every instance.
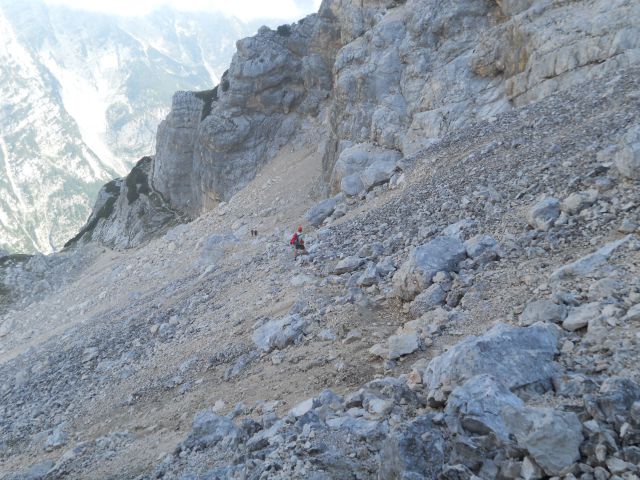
[368,343,388,359]
[561,190,598,215]
[366,398,393,416]
[561,340,574,354]
[334,256,365,275]
[520,299,567,326]
[593,467,609,480]
[563,303,601,332]
[290,398,314,417]
[318,329,336,341]
[619,219,638,234]
[464,234,499,259]
[387,332,419,360]
[595,444,607,463]
[624,304,640,322]
[527,197,560,231]
[521,456,544,480]
[606,457,632,474]
[343,330,362,344]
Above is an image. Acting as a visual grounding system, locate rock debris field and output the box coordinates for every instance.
[2,68,640,479]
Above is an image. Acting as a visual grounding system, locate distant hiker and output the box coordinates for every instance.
[290,226,307,259]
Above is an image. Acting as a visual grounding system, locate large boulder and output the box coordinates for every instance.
[527,197,560,231]
[377,415,445,480]
[421,323,560,406]
[519,299,567,326]
[393,236,466,301]
[445,374,524,442]
[503,406,583,476]
[182,411,244,451]
[361,158,399,191]
[332,143,402,192]
[252,315,307,353]
[446,376,583,476]
[341,174,365,196]
[334,256,365,274]
[306,197,338,226]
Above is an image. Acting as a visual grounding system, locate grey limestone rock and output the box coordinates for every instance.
[153,92,204,212]
[393,236,467,301]
[357,262,379,286]
[519,299,567,326]
[550,235,634,281]
[561,190,599,215]
[334,255,365,274]
[306,197,338,226]
[584,377,640,430]
[153,14,340,215]
[562,302,601,332]
[527,197,560,231]
[360,158,399,191]
[340,174,365,197]
[408,283,447,318]
[332,143,402,193]
[446,375,583,475]
[66,157,178,250]
[387,331,420,360]
[502,406,583,476]
[183,411,244,451]
[421,323,560,406]
[251,315,307,353]
[463,234,499,259]
[445,374,524,442]
[615,125,640,180]
[377,415,445,480]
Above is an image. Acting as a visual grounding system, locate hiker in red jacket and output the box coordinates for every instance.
[290,226,308,259]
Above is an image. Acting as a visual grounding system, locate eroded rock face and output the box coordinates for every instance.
[322,0,640,186]
[153,13,342,216]
[150,0,640,217]
[67,157,178,250]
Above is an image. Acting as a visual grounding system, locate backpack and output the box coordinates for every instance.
[290,232,298,245]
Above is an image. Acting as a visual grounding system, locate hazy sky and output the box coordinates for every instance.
[43,0,323,21]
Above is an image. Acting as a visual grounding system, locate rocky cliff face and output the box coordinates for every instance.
[149,0,639,218]
[153,9,342,215]
[0,0,257,254]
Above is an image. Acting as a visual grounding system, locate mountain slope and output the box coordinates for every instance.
[1,0,640,478]
[0,0,256,254]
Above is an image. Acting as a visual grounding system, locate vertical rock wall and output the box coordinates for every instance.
[150,0,640,216]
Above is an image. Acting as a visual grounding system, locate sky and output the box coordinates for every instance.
[42,0,323,22]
